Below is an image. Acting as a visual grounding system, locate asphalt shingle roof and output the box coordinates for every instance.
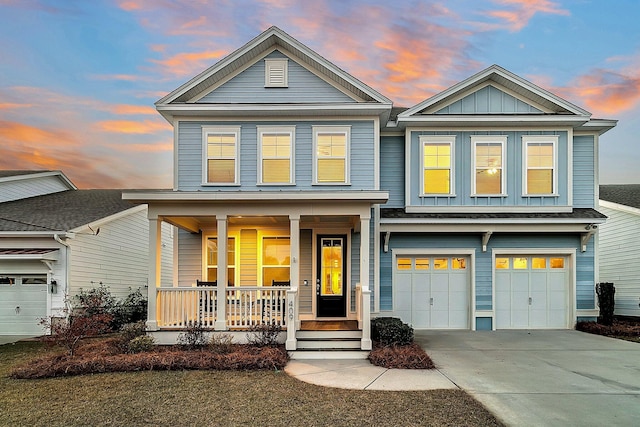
[599,185,640,210]
[381,207,606,220]
[0,190,139,232]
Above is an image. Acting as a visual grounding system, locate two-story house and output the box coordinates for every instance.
[124,27,616,355]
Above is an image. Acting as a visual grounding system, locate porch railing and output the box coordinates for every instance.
[156,286,289,329]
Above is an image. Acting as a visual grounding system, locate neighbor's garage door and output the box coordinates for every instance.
[495,256,569,329]
[0,276,47,335]
[395,256,470,329]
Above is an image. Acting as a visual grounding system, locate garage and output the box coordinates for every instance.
[495,255,569,329]
[0,275,48,335]
[394,255,470,329]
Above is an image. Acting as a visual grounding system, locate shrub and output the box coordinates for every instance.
[177,321,210,350]
[371,317,414,346]
[209,333,235,354]
[115,321,148,353]
[596,282,615,326]
[74,286,148,331]
[40,313,113,356]
[127,335,156,353]
[246,323,282,347]
[369,343,435,369]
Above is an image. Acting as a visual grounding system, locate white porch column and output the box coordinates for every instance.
[215,215,228,330]
[146,217,162,331]
[289,214,300,330]
[360,214,372,350]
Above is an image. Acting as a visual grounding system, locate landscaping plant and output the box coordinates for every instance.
[596,282,615,326]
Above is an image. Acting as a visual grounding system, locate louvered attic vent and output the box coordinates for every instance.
[265,58,288,87]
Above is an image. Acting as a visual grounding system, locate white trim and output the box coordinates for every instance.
[201,232,239,286]
[173,119,179,191]
[312,125,351,185]
[471,135,507,197]
[0,170,77,190]
[264,58,288,88]
[391,248,476,330]
[380,222,600,234]
[491,248,576,330]
[201,126,241,185]
[404,129,412,208]
[522,135,559,196]
[567,127,573,206]
[404,205,573,214]
[419,135,455,196]
[257,125,295,185]
[374,117,380,191]
[593,133,600,208]
[373,205,380,313]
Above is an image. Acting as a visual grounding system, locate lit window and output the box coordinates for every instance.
[314,127,350,184]
[258,127,294,184]
[206,237,236,286]
[397,258,412,270]
[495,258,509,269]
[203,127,240,184]
[416,258,430,270]
[532,257,547,269]
[262,237,290,286]
[473,137,505,195]
[550,258,565,269]
[452,258,467,269]
[513,257,528,269]
[524,137,557,195]
[433,258,448,270]
[421,136,454,195]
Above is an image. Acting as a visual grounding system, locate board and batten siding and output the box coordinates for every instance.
[68,208,173,300]
[0,175,71,203]
[198,51,355,104]
[407,130,569,208]
[435,85,542,114]
[380,135,405,208]
[573,135,596,208]
[177,120,376,191]
[177,229,201,287]
[598,203,640,317]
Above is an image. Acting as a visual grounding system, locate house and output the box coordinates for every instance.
[0,170,173,335]
[123,27,616,354]
[598,185,640,318]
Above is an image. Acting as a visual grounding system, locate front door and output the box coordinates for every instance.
[316,235,347,317]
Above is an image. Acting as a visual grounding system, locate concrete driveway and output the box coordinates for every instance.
[415,330,640,426]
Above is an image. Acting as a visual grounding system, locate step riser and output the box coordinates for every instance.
[289,350,369,360]
[296,331,362,340]
[297,341,361,350]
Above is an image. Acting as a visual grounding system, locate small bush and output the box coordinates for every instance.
[41,313,113,356]
[115,321,148,353]
[246,323,282,347]
[596,282,615,326]
[369,343,435,369]
[74,286,148,331]
[127,335,155,353]
[209,333,235,354]
[177,322,210,350]
[371,317,414,346]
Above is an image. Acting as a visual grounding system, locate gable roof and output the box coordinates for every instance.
[599,185,640,210]
[0,189,141,233]
[0,170,76,189]
[155,26,392,122]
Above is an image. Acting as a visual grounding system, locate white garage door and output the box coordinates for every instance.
[395,256,470,329]
[0,276,48,335]
[495,256,569,329]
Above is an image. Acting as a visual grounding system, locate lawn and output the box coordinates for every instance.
[0,341,503,427]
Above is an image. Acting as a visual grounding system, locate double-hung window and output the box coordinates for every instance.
[203,127,240,184]
[262,236,290,286]
[206,237,236,286]
[421,136,454,195]
[313,126,350,184]
[523,136,557,195]
[472,136,506,196]
[258,126,294,184]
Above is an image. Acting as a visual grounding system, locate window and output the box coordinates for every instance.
[415,258,430,270]
[473,136,506,195]
[495,258,509,269]
[513,257,528,269]
[421,136,454,195]
[258,127,294,184]
[397,258,412,270]
[313,126,350,184]
[524,136,557,195]
[433,258,448,270]
[532,258,547,269]
[265,58,288,87]
[262,237,290,286]
[452,258,467,269]
[203,127,240,184]
[206,237,236,286]
[550,258,565,269]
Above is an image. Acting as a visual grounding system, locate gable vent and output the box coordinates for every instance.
[265,58,288,88]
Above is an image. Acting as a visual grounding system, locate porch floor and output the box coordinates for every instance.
[300,320,359,331]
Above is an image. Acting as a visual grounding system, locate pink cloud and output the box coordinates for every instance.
[149,50,228,78]
[481,0,570,32]
[95,119,170,134]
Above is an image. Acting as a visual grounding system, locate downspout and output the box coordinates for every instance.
[54,234,72,316]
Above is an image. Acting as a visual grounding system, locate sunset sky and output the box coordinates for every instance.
[1,0,639,188]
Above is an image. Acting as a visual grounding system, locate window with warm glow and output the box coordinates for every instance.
[473,138,505,195]
[422,140,452,194]
[314,127,349,184]
[203,127,240,184]
[206,237,236,285]
[525,138,556,195]
[262,237,290,286]
[397,258,412,270]
[495,257,509,269]
[259,127,294,184]
[433,258,448,270]
[513,257,528,269]
[416,258,430,270]
[532,257,547,269]
[550,258,565,269]
[452,258,467,269]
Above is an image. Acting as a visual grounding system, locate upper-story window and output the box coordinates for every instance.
[313,126,350,184]
[472,136,506,196]
[258,126,295,184]
[264,58,288,88]
[420,135,454,195]
[202,126,240,185]
[523,136,557,195]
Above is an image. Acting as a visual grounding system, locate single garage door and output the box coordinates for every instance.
[495,256,569,329]
[0,275,48,335]
[395,256,470,329]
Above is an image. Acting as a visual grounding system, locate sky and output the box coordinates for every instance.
[1,0,639,188]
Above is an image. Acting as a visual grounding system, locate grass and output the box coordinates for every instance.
[0,340,503,427]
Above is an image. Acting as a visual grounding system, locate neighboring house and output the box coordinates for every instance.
[598,185,640,318]
[123,27,616,354]
[0,170,173,335]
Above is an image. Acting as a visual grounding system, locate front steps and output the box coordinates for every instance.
[289,329,369,360]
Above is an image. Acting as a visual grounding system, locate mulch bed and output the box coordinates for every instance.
[368,342,435,369]
[10,338,289,379]
[576,319,640,342]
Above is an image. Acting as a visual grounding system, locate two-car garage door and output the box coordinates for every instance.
[394,256,470,329]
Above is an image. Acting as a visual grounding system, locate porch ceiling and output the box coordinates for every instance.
[164,214,359,233]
